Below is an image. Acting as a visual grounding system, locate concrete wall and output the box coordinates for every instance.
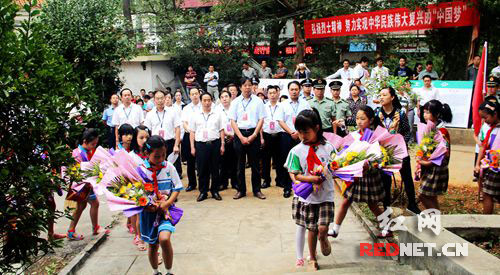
[119,59,179,95]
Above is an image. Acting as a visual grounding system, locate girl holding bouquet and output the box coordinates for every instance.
[330,106,388,238]
[417,100,452,210]
[130,125,151,250]
[476,101,500,214]
[117,123,134,152]
[284,109,335,271]
[139,136,183,275]
[67,129,107,240]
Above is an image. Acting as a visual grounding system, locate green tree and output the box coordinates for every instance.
[40,0,134,105]
[0,0,85,272]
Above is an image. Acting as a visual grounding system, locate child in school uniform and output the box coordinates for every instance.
[117,123,134,152]
[129,125,151,251]
[284,109,335,271]
[417,100,453,210]
[139,136,183,275]
[67,128,108,240]
[329,106,387,238]
[476,101,500,214]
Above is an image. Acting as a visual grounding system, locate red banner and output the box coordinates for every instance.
[304,1,479,39]
[253,45,314,56]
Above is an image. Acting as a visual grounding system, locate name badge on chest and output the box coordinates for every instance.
[242,113,248,121]
[269,121,275,131]
[203,130,208,140]
[159,129,165,138]
[292,116,296,125]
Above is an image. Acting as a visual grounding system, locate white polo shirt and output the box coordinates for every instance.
[216,104,233,136]
[144,107,181,140]
[326,67,354,80]
[228,94,266,130]
[111,103,144,128]
[189,109,224,142]
[418,87,440,105]
[263,102,284,134]
[276,98,311,132]
[181,102,202,134]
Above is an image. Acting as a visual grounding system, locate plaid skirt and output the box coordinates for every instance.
[293,200,334,232]
[344,168,385,203]
[419,164,449,196]
[483,169,500,197]
[292,196,305,226]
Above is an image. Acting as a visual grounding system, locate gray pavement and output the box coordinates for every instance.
[75,170,385,275]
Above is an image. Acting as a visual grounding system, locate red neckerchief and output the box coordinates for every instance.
[359,129,364,141]
[86,148,95,161]
[147,162,166,199]
[306,142,322,174]
[483,125,495,150]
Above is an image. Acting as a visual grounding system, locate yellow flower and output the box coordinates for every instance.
[127,183,133,189]
[119,186,126,194]
[123,195,129,200]
[342,162,348,167]
[134,181,142,189]
[131,197,137,202]
[98,172,103,179]
[71,166,77,171]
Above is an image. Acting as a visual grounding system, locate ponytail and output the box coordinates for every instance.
[479,101,500,118]
[421,100,453,123]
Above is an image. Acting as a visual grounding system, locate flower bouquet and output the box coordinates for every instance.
[369,127,408,174]
[328,140,381,181]
[63,162,93,202]
[323,132,348,152]
[414,121,447,180]
[292,166,326,200]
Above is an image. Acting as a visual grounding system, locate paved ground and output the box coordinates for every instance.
[61,145,476,274]
[75,177,382,275]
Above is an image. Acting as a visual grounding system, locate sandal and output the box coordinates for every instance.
[67,230,84,241]
[133,235,141,245]
[307,260,319,271]
[93,225,111,236]
[127,223,134,234]
[49,233,67,241]
[137,240,147,251]
[295,258,305,268]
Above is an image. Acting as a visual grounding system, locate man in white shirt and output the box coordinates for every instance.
[257,60,273,79]
[491,55,500,77]
[417,75,440,118]
[112,88,144,147]
[326,59,354,81]
[229,78,267,200]
[261,86,289,197]
[418,61,439,80]
[242,62,257,79]
[204,65,219,99]
[353,56,370,82]
[144,90,181,167]
[276,81,311,194]
[371,57,389,80]
[181,88,202,192]
[189,92,225,202]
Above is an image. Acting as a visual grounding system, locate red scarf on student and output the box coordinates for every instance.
[306,142,322,174]
[147,163,166,199]
[483,125,495,150]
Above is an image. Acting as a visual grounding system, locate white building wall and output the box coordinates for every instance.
[119,60,177,95]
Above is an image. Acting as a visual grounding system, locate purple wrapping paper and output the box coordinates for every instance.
[292,182,313,200]
[167,205,183,225]
[361,128,373,141]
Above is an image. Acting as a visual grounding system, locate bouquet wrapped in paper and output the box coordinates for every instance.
[328,140,381,182]
[292,166,326,200]
[414,121,447,180]
[323,132,348,152]
[481,149,500,173]
[369,127,408,174]
[80,146,114,195]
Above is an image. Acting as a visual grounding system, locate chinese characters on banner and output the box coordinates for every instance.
[253,45,314,56]
[304,1,479,39]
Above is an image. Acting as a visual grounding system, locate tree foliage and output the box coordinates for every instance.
[40,0,134,104]
[0,0,85,272]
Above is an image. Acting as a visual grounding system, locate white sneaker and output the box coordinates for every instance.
[328,228,338,238]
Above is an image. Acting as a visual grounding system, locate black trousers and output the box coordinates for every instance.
[220,137,238,189]
[262,132,288,189]
[181,132,197,188]
[280,132,300,191]
[195,139,221,194]
[165,139,182,177]
[382,156,417,208]
[234,128,261,194]
[107,126,116,149]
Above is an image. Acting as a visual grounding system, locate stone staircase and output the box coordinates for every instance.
[287,259,429,275]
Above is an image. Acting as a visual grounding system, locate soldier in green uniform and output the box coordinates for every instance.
[300,78,314,100]
[308,78,335,133]
[329,81,351,137]
[486,75,499,102]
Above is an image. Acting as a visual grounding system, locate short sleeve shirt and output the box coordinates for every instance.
[228,94,266,130]
[276,98,311,132]
[144,108,181,140]
[332,99,351,120]
[242,68,257,79]
[215,105,233,135]
[275,67,288,78]
[139,160,183,197]
[111,103,144,128]
[263,102,284,134]
[102,106,115,127]
[181,102,202,124]
[185,71,198,88]
[308,97,336,129]
[189,109,223,142]
[258,67,273,79]
[284,142,336,204]
[418,70,439,80]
